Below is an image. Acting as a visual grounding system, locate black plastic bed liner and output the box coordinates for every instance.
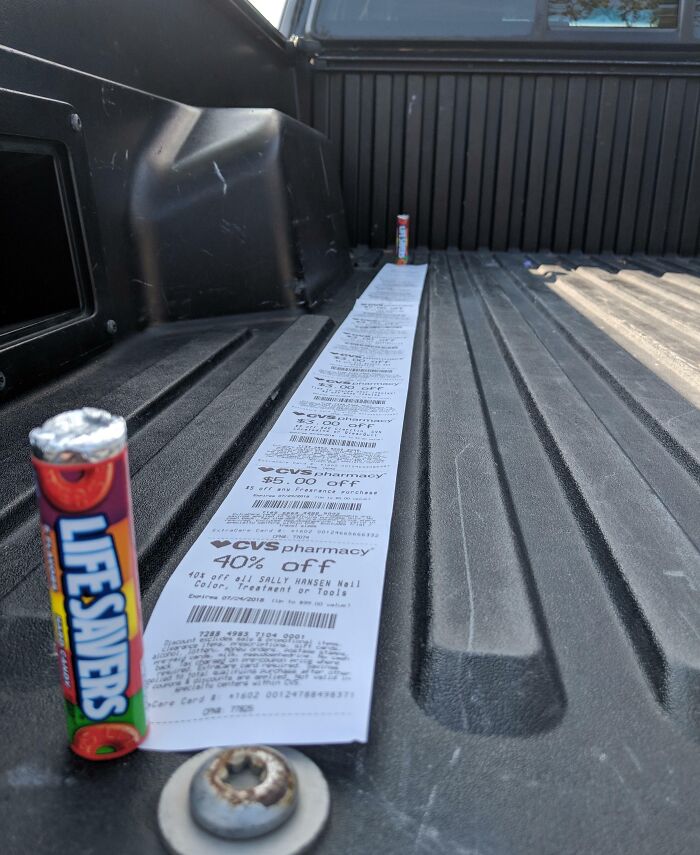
[3,251,700,854]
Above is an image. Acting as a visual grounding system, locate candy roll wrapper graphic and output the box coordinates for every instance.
[29,408,147,760]
[396,213,410,264]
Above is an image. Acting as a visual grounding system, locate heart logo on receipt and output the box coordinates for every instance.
[210,540,231,549]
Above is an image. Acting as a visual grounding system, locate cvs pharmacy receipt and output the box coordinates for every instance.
[141,263,427,750]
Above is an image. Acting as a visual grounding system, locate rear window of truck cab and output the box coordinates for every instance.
[311,0,688,37]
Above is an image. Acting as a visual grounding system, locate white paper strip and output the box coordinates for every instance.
[141,263,427,750]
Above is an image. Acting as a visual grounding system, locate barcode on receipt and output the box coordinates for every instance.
[312,396,386,405]
[252,499,362,511]
[187,605,337,629]
[289,435,377,449]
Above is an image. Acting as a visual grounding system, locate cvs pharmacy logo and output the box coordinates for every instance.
[258,467,312,476]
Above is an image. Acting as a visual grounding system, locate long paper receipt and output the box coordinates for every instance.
[142,263,427,749]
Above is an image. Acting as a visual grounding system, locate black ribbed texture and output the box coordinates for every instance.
[311,70,700,254]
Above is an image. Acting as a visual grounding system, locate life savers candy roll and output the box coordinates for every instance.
[396,213,410,265]
[29,408,147,761]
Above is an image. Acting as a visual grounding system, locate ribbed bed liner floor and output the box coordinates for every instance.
[518,251,700,408]
[3,251,700,854]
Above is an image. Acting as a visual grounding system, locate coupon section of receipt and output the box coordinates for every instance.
[142,263,427,750]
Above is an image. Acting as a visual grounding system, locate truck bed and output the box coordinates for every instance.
[3,251,700,853]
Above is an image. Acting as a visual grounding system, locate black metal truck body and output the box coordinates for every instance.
[2,2,700,851]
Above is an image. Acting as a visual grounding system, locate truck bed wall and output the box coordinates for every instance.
[308,59,700,255]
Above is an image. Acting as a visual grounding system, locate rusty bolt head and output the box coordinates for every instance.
[189,746,298,840]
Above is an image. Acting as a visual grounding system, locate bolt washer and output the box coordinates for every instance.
[190,746,297,839]
[159,747,329,855]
